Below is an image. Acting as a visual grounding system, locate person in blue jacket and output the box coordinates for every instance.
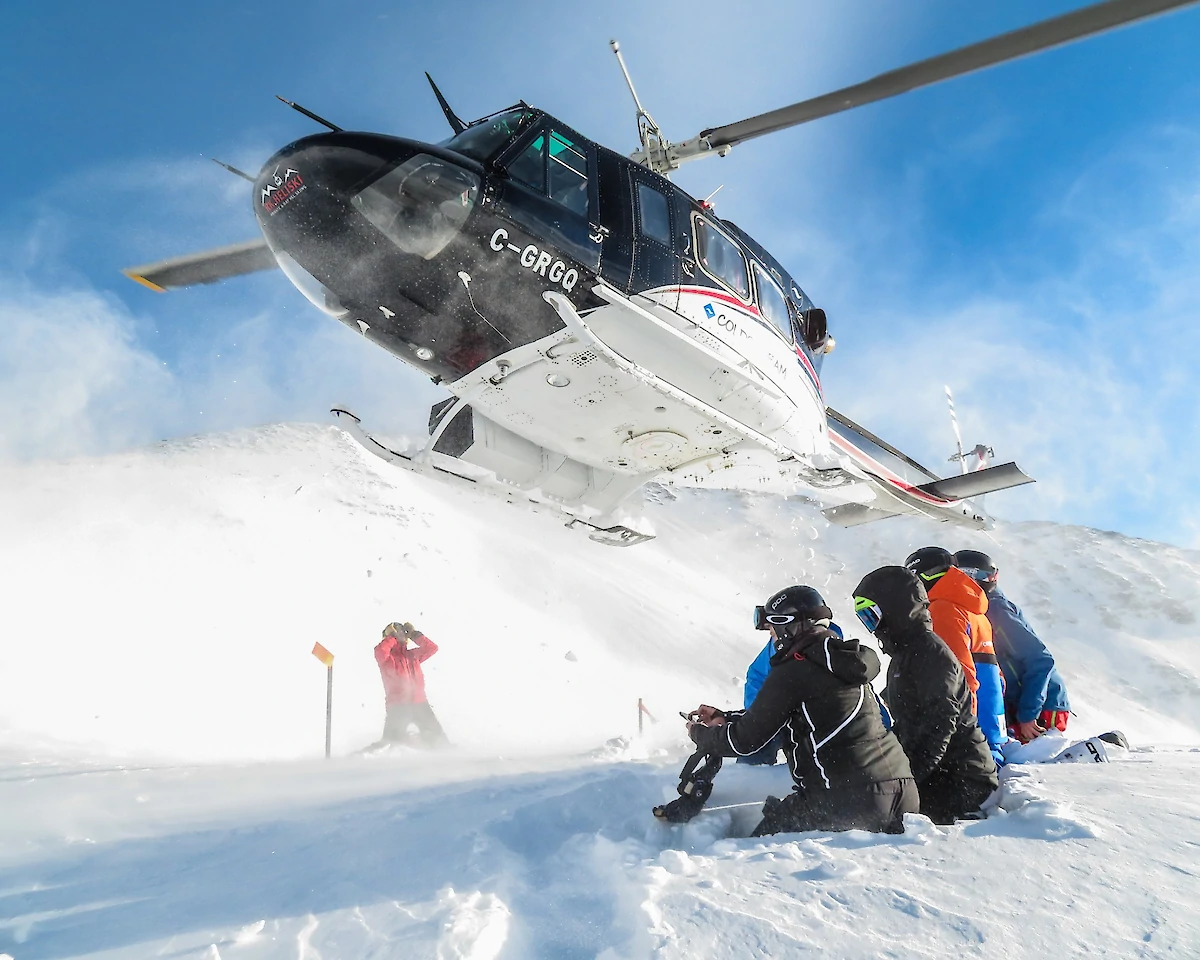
[954,550,1072,744]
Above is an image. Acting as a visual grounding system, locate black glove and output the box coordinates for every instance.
[653,750,721,823]
[653,776,714,823]
[653,792,709,823]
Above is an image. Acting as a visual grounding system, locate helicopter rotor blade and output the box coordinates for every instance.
[123,239,277,291]
[700,0,1200,150]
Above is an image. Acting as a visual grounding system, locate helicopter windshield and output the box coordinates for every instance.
[446,108,536,163]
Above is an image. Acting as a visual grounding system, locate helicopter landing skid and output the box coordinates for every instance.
[330,407,655,547]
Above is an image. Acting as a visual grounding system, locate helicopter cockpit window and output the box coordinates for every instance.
[505,129,590,217]
[636,183,671,246]
[445,108,535,163]
[352,154,481,261]
[694,217,750,300]
[547,132,589,217]
[753,263,792,341]
[507,135,546,192]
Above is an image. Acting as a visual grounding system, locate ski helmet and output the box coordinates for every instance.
[754,585,832,640]
[953,549,999,590]
[905,546,954,584]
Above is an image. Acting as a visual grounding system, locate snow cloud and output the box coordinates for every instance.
[0,281,178,461]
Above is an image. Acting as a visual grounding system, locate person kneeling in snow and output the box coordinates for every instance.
[904,546,1009,767]
[674,586,918,836]
[952,550,1071,744]
[738,617,847,766]
[853,566,999,824]
[373,622,448,748]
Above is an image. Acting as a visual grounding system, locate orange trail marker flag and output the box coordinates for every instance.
[312,642,335,667]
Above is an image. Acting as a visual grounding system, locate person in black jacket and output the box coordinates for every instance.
[852,566,999,824]
[682,585,919,836]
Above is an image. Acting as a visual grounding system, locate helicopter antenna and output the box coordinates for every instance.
[210,158,254,183]
[426,73,467,134]
[702,184,725,204]
[945,385,967,474]
[275,96,343,132]
[610,40,670,173]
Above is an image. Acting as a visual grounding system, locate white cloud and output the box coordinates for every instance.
[823,128,1200,542]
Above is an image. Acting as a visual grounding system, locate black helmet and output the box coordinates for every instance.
[754,585,832,639]
[905,546,954,584]
[953,549,999,590]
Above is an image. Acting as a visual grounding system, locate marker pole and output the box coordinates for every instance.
[325,664,333,759]
[311,642,336,759]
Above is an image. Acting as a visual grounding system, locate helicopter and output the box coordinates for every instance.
[122,0,1198,545]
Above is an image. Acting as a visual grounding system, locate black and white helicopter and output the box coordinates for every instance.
[124,0,1196,545]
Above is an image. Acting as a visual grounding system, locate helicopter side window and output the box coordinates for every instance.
[694,216,750,300]
[507,134,546,192]
[753,263,792,341]
[548,131,589,217]
[636,183,671,246]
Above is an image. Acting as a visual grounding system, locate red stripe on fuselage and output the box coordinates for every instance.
[828,431,954,506]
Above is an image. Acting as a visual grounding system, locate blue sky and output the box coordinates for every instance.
[3,1,1199,546]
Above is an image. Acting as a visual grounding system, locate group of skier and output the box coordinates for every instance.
[656,548,1089,836]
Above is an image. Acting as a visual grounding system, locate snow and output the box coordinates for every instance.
[1,422,1199,957]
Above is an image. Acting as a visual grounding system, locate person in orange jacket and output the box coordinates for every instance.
[372,621,448,748]
[904,547,1008,766]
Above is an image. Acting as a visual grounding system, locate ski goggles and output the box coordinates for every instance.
[753,606,800,630]
[853,596,883,633]
[958,566,999,585]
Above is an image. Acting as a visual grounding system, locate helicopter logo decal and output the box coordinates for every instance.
[488,227,579,292]
[261,166,305,216]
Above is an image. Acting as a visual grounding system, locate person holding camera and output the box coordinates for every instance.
[372,621,448,748]
[673,586,917,836]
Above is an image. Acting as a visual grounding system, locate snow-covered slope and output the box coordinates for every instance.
[3,423,1199,959]
[2,422,1198,760]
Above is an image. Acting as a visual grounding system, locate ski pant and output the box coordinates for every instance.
[382,701,448,747]
[751,777,919,837]
[917,769,997,824]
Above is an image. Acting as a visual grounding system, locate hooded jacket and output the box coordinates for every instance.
[853,567,998,789]
[925,566,992,694]
[926,567,1008,760]
[691,624,912,793]
[375,632,438,704]
[986,587,1071,723]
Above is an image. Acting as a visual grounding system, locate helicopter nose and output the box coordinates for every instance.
[254,133,482,292]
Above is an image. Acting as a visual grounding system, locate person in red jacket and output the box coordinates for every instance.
[373,621,448,748]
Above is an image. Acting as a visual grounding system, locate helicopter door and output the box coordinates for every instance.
[595,148,632,292]
[628,172,679,308]
[493,124,601,275]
